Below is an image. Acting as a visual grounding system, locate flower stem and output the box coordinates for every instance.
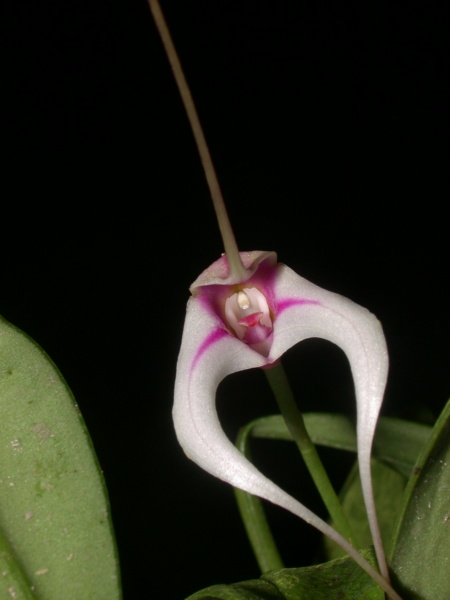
[264,361,355,546]
[147,0,247,279]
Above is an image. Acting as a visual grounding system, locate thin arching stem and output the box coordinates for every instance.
[148,0,247,279]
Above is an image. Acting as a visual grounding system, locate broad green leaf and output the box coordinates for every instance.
[0,316,121,600]
[186,549,383,600]
[0,528,37,599]
[324,459,407,560]
[389,399,450,600]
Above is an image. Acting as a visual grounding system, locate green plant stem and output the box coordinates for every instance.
[264,361,355,546]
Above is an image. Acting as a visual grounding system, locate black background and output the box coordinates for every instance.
[3,1,448,598]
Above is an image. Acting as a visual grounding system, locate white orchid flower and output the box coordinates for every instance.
[148,2,400,596]
[174,249,397,595]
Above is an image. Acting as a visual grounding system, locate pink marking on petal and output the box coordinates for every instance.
[277,298,320,314]
[191,328,229,371]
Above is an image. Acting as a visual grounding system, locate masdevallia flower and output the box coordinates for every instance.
[147,1,398,593]
[174,249,392,588]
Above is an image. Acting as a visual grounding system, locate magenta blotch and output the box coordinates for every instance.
[277,298,320,313]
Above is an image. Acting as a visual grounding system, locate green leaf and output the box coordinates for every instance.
[324,460,407,560]
[389,399,450,600]
[186,578,283,600]
[245,413,431,478]
[0,316,121,600]
[371,418,432,479]
[186,549,383,600]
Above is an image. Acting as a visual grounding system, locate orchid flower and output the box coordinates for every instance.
[148,1,400,597]
[174,250,393,590]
